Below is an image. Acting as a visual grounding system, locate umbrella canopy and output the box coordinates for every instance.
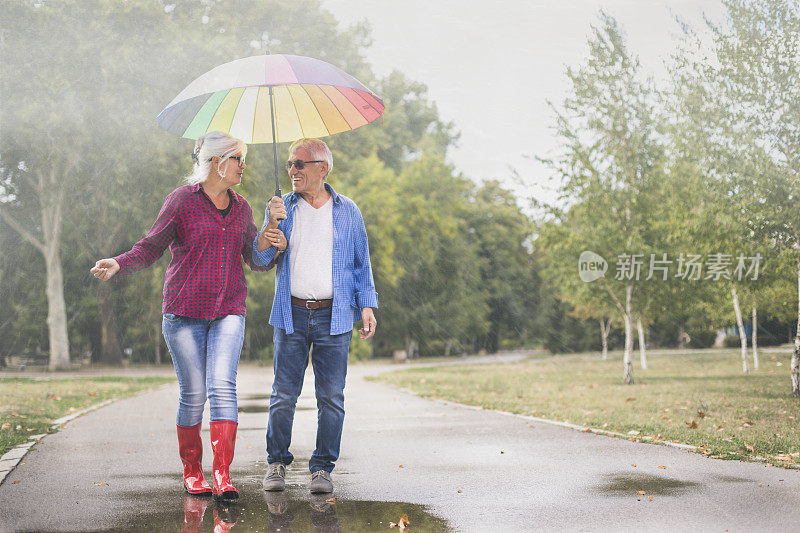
[157,54,384,144]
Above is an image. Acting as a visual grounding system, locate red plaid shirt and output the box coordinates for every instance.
[115,184,268,319]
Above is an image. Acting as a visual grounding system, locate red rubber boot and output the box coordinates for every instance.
[177,423,212,495]
[210,420,239,501]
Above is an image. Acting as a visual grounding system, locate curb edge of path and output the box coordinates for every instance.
[396,387,800,470]
[0,382,174,486]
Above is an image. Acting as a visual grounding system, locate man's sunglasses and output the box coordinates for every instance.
[286,159,323,171]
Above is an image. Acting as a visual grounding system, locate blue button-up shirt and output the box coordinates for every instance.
[252,183,379,335]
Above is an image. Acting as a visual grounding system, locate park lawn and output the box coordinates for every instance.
[374,348,800,468]
[0,376,175,456]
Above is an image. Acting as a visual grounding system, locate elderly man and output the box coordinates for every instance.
[252,138,378,494]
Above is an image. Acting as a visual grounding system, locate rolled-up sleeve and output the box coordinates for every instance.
[242,203,271,271]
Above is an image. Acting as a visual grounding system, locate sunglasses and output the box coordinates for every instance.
[227,155,245,168]
[208,155,246,168]
[286,159,323,171]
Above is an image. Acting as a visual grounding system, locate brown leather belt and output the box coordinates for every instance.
[291,297,333,310]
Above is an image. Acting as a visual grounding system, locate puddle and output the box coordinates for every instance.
[100,485,451,532]
[240,394,270,401]
[595,472,702,496]
[238,403,314,414]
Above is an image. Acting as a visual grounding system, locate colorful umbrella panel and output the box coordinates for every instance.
[157,54,384,144]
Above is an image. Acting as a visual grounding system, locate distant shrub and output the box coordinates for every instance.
[687,329,717,349]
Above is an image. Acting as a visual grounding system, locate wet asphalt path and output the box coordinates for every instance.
[1,354,798,532]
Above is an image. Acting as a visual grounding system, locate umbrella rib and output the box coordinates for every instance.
[284,85,305,139]
[298,84,330,137]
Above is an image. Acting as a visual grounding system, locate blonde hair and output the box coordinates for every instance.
[185,131,247,185]
[289,138,333,178]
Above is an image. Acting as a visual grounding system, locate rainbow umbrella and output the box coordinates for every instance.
[157,53,384,196]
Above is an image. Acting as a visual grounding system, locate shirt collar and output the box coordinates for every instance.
[287,182,340,207]
[193,182,241,204]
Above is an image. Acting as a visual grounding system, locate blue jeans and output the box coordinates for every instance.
[267,305,352,473]
[162,313,245,426]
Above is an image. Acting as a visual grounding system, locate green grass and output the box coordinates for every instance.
[0,376,175,456]
[374,348,800,468]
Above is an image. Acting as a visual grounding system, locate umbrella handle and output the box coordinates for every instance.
[271,188,286,221]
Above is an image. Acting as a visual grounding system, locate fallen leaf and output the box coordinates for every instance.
[626,397,637,402]
[457,489,463,493]
[758,483,763,487]
[631,464,637,467]
[88,391,98,397]
[12,480,20,484]
[94,482,107,486]
[686,421,698,429]
[697,411,706,418]
[1,423,10,430]
[658,465,667,469]
[649,495,653,501]
[326,497,338,504]
[637,490,647,495]
[745,444,754,452]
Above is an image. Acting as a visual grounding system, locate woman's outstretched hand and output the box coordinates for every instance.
[90,258,120,281]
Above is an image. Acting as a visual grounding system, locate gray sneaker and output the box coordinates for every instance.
[309,470,333,493]
[262,463,286,492]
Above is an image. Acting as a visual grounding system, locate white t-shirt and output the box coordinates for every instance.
[289,197,334,300]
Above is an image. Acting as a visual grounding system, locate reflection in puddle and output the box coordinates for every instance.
[103,486,450,532]
[595,472,702,496]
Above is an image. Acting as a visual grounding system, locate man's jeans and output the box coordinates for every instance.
[162,313,245,426]
[267,304,352,473]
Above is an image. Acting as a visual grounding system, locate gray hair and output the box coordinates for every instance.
[289,138,333,178]
[185,131,247,185]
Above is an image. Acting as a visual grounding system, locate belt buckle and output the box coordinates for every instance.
[305,300,315,310]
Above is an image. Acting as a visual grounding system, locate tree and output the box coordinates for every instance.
[540,12,666,383]
[672,0,800,392]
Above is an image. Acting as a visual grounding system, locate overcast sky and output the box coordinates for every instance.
[319,0,725,206]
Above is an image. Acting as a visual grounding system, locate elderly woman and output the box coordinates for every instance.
[91,131,284,501]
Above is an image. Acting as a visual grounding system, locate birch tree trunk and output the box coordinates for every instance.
[731,287,749,374]
[623,285,634,384]
[751,306,759,371]
[792,252,800,396]
[44,236,70,370]
[600,318,610,360]
[637,317,647,370]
